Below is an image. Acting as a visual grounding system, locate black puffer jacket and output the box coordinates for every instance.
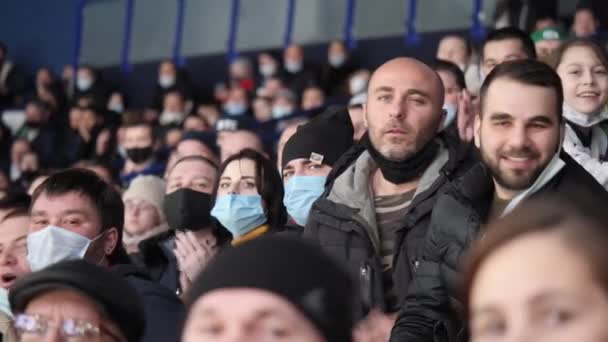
[303,135,474,319]
[390,152,608,342]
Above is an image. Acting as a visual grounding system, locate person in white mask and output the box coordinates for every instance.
[26,168,185,342]
[432,59,468,137]
[320,40,357,97]
[282,44,318,95]
[556,39,608,188]
[159,90,187,126]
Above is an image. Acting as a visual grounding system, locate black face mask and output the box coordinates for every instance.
[163,188,213,231]
[361,133,439,184]
[25,121,41,129]
[126,146,153,164]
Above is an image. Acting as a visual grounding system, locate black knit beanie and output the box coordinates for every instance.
[186,236,355,342]
[282,107,354,169]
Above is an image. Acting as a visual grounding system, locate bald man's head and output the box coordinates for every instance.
[363,57,444,161]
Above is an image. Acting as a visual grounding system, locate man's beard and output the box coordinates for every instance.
[480,145,546,192]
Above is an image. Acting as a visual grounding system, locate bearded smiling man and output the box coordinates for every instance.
[390,59,608,341]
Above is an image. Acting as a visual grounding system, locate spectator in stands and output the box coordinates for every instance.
[320,40,357,97]
[9,139,30,182]
[0,199,30,290]
[74,65,109,108]
[0,42,27,108]
[195,101,220,128]
[432,59,467,135]
[182,115,209,132]
[257,52,280,88]
[33,67,65,115]
[73,160,115,185]
[211,149,287,245]
[93,126,121,170]
[252,96,273,123]
[27,169,184,342]
[348,69,371,96]
[14,99,57,168]
[0,193,28,340]
[301,85,326,111]
[281,44,318,95]
[572,4,600,39]
[533,14,560,31]
[556,39,608,188]
[122,176,169,254]
[228,56,255,92]
[222,86,251,117]
[107,91,125,114]
[272,88,298,120]
[62,104,105,165]
[463,196,608,342]
[159,90,187,126]
[120,122,165,187]
[276,118,308,168]
[481,27,537,79]
[304,58,472,339]
[390,60,608,341]
[531,26,567,61]
[182,236,354,342]
[154,60,194,110]
[436,35,471,72]
[10,260,145,342]
[14,151,40,192]
[262,75,288,99]
[281,109,353,229]
[174,131,219,165]
[137,156,221,294]
[218,129,265,163]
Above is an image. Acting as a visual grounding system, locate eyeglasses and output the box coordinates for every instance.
[14,313,123,342]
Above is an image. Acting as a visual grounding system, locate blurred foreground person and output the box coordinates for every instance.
[464,195,608,342]
[182,236,355,342]
[10,260,144,342]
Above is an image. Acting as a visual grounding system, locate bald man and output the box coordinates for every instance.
[303,57,474,332]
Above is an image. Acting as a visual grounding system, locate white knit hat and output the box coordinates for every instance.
[122,175,167,222]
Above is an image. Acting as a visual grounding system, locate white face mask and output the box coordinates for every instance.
[285,61,303,73]
[349,77,367,95]
[27,225,104,272]
[259,64,276,77]
[159,111,185,125]
[159,74,176,89]
[108,102,124,113]
[76,77,93,91]
[223,102,247,116]
[272,105,293,119]
[329,54,346,68]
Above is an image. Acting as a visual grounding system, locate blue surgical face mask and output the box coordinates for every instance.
[27,225,103,272]
[0,287,11,317]
[283,176,326,226]
[442,103,457,130]
[211,194,267,237]
[223,102,247,116]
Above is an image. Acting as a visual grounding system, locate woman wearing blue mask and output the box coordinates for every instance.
[211,149,287,246]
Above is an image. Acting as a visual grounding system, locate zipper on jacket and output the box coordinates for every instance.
[359,263,373,314]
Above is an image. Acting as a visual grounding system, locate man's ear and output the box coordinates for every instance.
[473,114,482,148]
[103,227,119,256]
